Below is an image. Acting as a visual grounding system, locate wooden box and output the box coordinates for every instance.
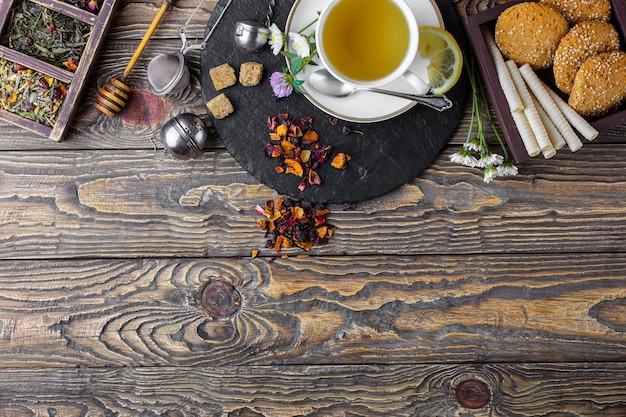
[463,0,626,163]
[0,0,118,141]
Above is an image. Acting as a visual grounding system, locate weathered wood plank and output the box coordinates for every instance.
[1,145,626,258]
[0,363,625,416]
[0,255,625,367]
[108,0,219,40]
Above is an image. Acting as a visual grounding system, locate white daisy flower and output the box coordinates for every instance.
[450,150,480,167]
[483,166,497,183]
[478,151,504,168]
[288,32,310,58]
[496,161,518,177]
[268,24,285,55]
[465,137,483,153]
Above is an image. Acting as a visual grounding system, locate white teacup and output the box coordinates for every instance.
[315,0,424,91]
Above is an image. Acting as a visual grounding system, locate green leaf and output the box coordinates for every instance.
[291,58,304,74]
[281,51,298,59]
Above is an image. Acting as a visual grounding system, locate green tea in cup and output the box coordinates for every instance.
[316,0,419,87]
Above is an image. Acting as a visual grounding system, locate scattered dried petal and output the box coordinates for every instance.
[308,170,321,186]
[331,153,351,169]
[263,113,334,192]
[254,197,336,252]
[302,129,319,144]
[276,124,288,137]
[284,158,304,177]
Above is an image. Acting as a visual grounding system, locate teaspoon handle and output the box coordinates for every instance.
[366,88,453,112]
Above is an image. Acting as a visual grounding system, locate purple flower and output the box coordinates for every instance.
[270,71,294,99]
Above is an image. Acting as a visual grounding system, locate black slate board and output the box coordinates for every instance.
[201,0,467,204]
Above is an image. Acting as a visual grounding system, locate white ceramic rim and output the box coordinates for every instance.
[285,0,444,123]
[315,0,420,88]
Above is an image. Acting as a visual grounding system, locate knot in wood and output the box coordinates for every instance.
[201,280,241,319]
[454,379,490,409]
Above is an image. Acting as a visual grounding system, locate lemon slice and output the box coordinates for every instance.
[418,26,463,95]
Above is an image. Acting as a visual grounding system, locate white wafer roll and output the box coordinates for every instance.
[518,64,583,152]
[532,95,566,150]
[482,28,524,113]
[505,60,555,158]
[511,110,541,157]
[541,81,599,141]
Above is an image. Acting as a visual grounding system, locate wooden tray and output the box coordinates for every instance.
[463,0,626,163]
[0,0,118,141]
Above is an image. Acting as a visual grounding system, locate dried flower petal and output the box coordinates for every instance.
[284,158,304,177]
[331,153,351,169]
[302,130,319,144]
[308,170,321,186]
[263,113,334,192]
[255,197,336,252]
[276,124,288,137]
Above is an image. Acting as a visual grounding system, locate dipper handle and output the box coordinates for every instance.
[122,0,171,80]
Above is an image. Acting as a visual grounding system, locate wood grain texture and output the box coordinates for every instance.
[2,0,626,149]
[1,145,626,258]
[1,0,626,414]
[0,364,624,416]
[0,255,625,367]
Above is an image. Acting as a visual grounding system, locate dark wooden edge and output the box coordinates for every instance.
[0,0,119,141]
[50,0,119,141]
[30,0,98,25]
[0,1,13,34]
[0,108,52,137]
[0,46,75,83]
[592,0,626,131]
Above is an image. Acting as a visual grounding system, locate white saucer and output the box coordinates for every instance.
[285,0,444,123]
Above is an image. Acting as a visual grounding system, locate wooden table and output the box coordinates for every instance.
[1,0,626,415]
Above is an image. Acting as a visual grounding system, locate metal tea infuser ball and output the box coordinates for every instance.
[147,0,234,96]
[234,0,275,52]
[159,113,209,159]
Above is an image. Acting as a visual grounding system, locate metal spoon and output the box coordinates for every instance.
[308,69,453,112]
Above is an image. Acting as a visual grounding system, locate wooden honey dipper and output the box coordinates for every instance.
[95,0,171,117]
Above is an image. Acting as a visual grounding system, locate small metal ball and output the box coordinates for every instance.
[234,20,270,52]
[159,113,208,160]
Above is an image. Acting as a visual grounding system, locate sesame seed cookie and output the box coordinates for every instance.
[569,51,626,117]
[540,0,611,24]
[553,20,621,94]
[495,2,569,69]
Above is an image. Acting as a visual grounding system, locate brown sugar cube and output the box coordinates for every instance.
[239,62,264,87]
[209,63,237,90]
[206,93,234,119]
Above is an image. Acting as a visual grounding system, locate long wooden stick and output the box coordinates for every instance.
[122,0,171,80]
